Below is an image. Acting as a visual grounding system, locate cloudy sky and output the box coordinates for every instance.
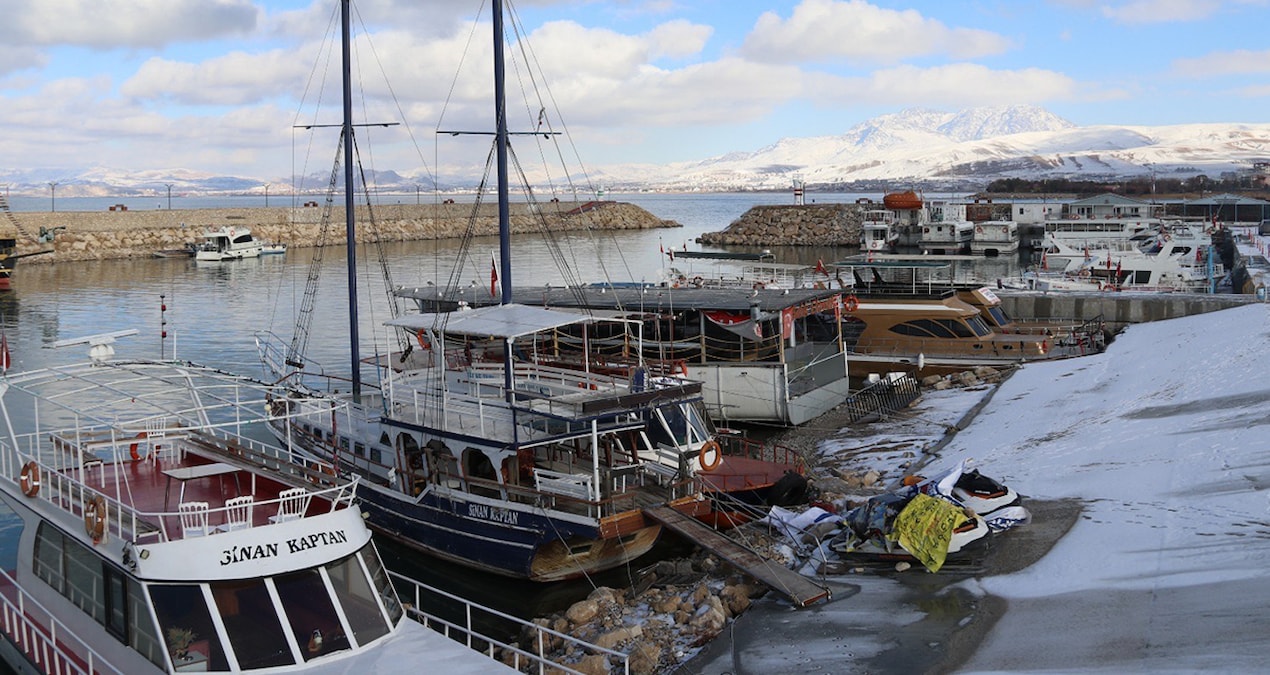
[2,0,1269,187]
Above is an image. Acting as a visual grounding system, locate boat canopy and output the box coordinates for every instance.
[385,302,593,339]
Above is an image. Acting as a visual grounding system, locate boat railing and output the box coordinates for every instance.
[715,432,804,471]
[389,570,630,675]
[841,373,923,425]
[4,432,357,545]
[0,566,126,675]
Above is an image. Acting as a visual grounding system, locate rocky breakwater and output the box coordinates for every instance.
[697,203,863,246]
[10,200,676,264]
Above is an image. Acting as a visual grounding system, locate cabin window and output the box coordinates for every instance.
[273,568,350,661]
[986,307,1010,326]
[33,524,166,668]
[313,427,324,441]
[359,546,404,624]
[211,579,295,669]
[353,442,365,457]
[104,565,127,639]
[370,447,383,464]
[891,319,954,339]
[339,436,351,451]
[934,319,976,339]
[150,583,231,671]
[325,554,392,646]
[965,317,994,337]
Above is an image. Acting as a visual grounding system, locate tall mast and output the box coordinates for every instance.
[342,0,362,400]
[494,0,511,303]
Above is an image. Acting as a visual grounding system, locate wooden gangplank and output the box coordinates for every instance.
[643,505,831,608]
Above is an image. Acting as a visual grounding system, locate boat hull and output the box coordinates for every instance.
[357,487,660,582]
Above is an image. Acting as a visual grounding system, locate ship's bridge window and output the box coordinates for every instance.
[274,568,351,662]
[150,583,232,671]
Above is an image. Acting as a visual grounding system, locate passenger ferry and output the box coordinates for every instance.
[0,332,617,673]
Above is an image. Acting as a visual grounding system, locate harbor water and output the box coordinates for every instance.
[0,192,1027,624]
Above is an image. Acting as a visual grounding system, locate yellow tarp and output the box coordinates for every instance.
[890,493,967,572]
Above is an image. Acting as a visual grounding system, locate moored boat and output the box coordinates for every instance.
[195,227,264,261]
[0,332,616,673]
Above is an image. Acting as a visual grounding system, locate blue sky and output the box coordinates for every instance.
[1,0,1269,188]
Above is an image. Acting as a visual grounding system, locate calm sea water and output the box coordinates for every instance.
[0,192,1022,620]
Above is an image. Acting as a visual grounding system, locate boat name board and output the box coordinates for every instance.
[220,529,350,567]
[468,503,520,525]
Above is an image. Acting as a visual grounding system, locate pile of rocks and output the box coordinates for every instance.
[697,204,862,246]
[509,557,763,675]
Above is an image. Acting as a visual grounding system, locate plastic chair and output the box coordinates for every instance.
[178,501,210,538]
[269,488,310,523]
[219,496,254,532]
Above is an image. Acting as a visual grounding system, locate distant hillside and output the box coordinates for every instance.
[5,105,1268,196]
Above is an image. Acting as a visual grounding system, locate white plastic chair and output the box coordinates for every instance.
[219,496,254,532]
[178,501,210,538]
[269,488,310,523]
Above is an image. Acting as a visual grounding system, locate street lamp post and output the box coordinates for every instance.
[264,183,270,207]
[165,183,174,210]
[48,181,58,212]
[416,184,421,205]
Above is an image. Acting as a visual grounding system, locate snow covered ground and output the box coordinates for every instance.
[688,301,1270,673]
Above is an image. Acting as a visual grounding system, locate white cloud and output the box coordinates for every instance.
[740,0,1012,65]
[808,63,1080,108]
[1,0,259,49]
[646,19,713,60]
[1172,49,1270,77]
[1098,0,1221,23]
[122,51,312,106]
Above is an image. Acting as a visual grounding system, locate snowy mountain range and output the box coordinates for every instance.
[6,105,1269,196]
[598,105,1270,192]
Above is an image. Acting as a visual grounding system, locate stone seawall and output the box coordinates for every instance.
[697,204,862,246]
[8,201,676,264]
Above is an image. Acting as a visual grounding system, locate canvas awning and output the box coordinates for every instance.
[385,303,591,340]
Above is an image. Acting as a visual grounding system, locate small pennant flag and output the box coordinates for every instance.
[490,253,498,298]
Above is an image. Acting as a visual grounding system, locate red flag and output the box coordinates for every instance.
[490,254,498,298]
[815,259,828,276]
[1,332,9,372]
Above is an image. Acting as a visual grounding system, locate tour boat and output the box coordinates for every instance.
[969,220,1019,257]
[0,331,617,673]
[195,227,264,261]
[860,209,899,253]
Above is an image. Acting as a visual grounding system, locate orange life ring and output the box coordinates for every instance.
[84,495,107,543]
[19,461,40,498]
[975,226,984,234]
[129,432,148,461]
[673,360,688,377]
[415,330,430,350]
[697,440,722,472]
[844,295,859,312]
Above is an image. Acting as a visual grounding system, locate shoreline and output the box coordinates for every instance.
[4,201,680,264]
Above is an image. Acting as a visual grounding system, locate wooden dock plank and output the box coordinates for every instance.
[643,505,830,608]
